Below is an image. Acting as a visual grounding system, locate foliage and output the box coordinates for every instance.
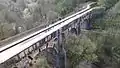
[31,55,51,68]
[91,0,120,66]
[55,0,96,16]
[98,0,119,9]
[65,35,98,67]
[55,0,74,16]
[0,23,16,40]
[86,30,120,67]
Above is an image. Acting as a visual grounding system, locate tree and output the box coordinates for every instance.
[98,0,119,9]
[86,28,120,67]
[65,35,98,68]
[55,0,81,16]
[30,55,51,68]
[0,23,16,40]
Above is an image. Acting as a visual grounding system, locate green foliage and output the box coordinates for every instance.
[55,0,73,16]
[32,55,51,68]
[0,23,16,40]
[98,0,119,9]
[55,0,99,16]
[91,8,120,66]
[87,30,120,66]
[62,0,120,67]
[55,0,96,16]
[65,35,98,67]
